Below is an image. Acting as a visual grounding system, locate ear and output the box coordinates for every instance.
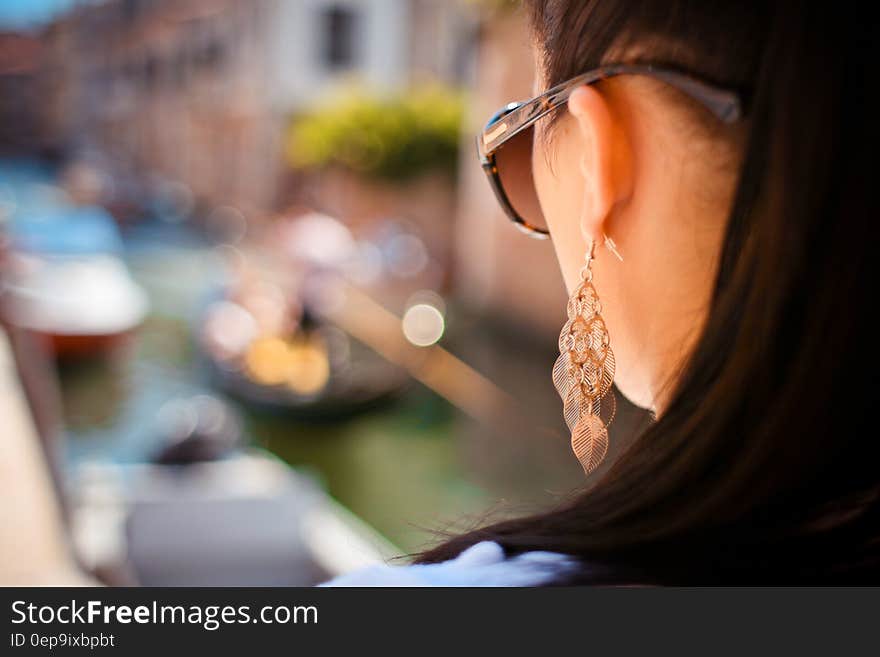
[567,85,632,245]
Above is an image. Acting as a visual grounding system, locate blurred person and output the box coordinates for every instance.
[326,1,879,584]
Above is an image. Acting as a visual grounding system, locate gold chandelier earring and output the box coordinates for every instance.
[552,234,621,475]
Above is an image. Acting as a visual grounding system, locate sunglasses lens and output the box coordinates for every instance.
[494,125,546,233]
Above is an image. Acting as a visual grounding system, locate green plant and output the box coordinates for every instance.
[286,85,465,183]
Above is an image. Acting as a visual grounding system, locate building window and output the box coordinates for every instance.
[321,5,358,71]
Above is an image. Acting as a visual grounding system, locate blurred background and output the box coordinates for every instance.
[0,0,648,586]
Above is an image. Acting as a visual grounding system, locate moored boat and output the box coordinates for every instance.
[1,204,148,359]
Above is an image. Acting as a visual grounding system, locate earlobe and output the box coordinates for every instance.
[567,85,630,246]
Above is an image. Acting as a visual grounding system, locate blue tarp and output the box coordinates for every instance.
[7,205,124,255]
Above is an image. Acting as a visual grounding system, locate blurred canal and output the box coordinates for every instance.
[4,158,593,554]
[58,216,493,554]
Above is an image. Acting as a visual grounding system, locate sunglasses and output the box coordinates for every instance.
[477,63,745,239]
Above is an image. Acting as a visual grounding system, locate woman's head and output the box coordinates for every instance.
[528,2,762,413]
[419,1,879,582]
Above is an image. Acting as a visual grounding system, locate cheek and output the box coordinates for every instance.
[531,131,565,232]
[532,128,587,293]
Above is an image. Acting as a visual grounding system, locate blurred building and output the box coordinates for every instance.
[37,0,476,217]
[24,0,565,335]
[0,32,44,154]
[452,7,567,338]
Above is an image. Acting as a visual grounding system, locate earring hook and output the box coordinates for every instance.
[603,233,624,262]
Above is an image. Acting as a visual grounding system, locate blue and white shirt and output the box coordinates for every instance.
[321,541,578,587]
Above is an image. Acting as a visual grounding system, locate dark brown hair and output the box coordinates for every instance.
[418,1,880,584]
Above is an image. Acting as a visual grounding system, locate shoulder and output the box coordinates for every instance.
[319,541,579,587]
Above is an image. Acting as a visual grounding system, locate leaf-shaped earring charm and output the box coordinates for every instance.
[551,240,617,475]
